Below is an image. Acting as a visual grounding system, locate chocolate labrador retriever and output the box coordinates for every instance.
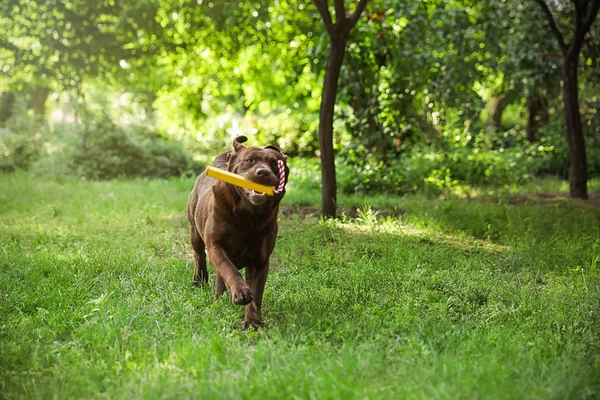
[187,135,289,328]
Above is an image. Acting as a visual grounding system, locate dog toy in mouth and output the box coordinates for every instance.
[206,160,286,196]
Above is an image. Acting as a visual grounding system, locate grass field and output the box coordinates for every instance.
[1,171,600,399]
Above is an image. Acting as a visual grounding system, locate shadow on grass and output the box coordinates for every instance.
[264,205,599,345]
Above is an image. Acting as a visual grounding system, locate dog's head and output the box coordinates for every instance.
[226,136,290,206]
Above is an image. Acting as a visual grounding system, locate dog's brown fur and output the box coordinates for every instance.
[187,136,289,328]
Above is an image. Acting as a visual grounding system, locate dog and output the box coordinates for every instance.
[187,135,289,328]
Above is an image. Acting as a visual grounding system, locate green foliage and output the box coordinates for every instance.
[1,174,600,398]
[73,110,199,180]
[0,0,168,92]
[334,127,600,196]
[581,79,600,176]
[0,95,45,172]
[191,113,319,158]
[337,0,494,156]
[2,0,599,197]
[152,0,320,138]
[336,149,508,196]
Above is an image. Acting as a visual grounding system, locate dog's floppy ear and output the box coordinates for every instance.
[226,151,236,164]
[233,136,248,153]
[265,145,282,153]
[265,145,288,162]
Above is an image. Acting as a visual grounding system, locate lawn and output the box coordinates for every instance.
[1,171,599,399]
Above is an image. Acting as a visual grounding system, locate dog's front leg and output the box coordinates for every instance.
[214,274,226,300]
[244,263,269,329]
[207,246,253,305]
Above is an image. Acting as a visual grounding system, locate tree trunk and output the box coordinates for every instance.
[526,91,549,143]
[31,86,51,124]
[318,39,347,218]
[532,0,599,200]
[526,98,539,143]
[484,90,518,150]
[562,57,588,199]
[484,95,505,150]
[490,95,506,128]
[0,92,15,123]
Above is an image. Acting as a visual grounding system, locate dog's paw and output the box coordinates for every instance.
[231,285,253,305]
[244,318,264,330]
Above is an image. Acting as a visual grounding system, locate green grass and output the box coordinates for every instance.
[1,171,600,399]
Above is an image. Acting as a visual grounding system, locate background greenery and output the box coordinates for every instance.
[2,0,600,398]
[1,0,599,193]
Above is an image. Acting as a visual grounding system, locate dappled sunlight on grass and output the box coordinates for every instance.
[2,173,600,399]
[284,175,600,211]
[322,215,512,256]
[442,177,600,200]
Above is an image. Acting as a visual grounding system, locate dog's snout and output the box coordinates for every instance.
[256,167,270,177]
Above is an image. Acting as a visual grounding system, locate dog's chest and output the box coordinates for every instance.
[222,231,271,269]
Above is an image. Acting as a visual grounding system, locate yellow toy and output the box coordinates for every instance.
[206,166,276,196]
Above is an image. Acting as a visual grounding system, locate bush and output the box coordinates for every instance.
[335,141,575,196]
[72,111,199,180]
[334,104,600,196]
[0,95,45,172]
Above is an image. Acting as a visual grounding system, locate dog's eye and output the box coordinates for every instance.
[246,158,254,164]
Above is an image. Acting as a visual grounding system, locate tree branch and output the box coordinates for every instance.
[333,0,346,27]
[0,39,20,53]
[565,0,600,60]
[568,0,600,60]
[312,0,336,38]
[348,0,369,30]
[582,0,600,34]
[574,0,588,27]
[533,0,567,53]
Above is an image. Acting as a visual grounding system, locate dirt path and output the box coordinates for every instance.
[501,191,600,210]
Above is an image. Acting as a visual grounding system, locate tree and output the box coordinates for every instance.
[533,0,600,199]
[0,0,173,119]
[339,1,499,157]
[152,0,319,130]
[312,0,368,218]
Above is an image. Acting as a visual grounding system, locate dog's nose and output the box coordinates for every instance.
[256,168,270,177]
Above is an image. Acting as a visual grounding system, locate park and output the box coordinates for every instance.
[1,0,600,398]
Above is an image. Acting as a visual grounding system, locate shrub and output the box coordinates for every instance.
[334,104,600,196]
[335,142,575,196]
[0,95,45,172]
[72,111,199,180]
